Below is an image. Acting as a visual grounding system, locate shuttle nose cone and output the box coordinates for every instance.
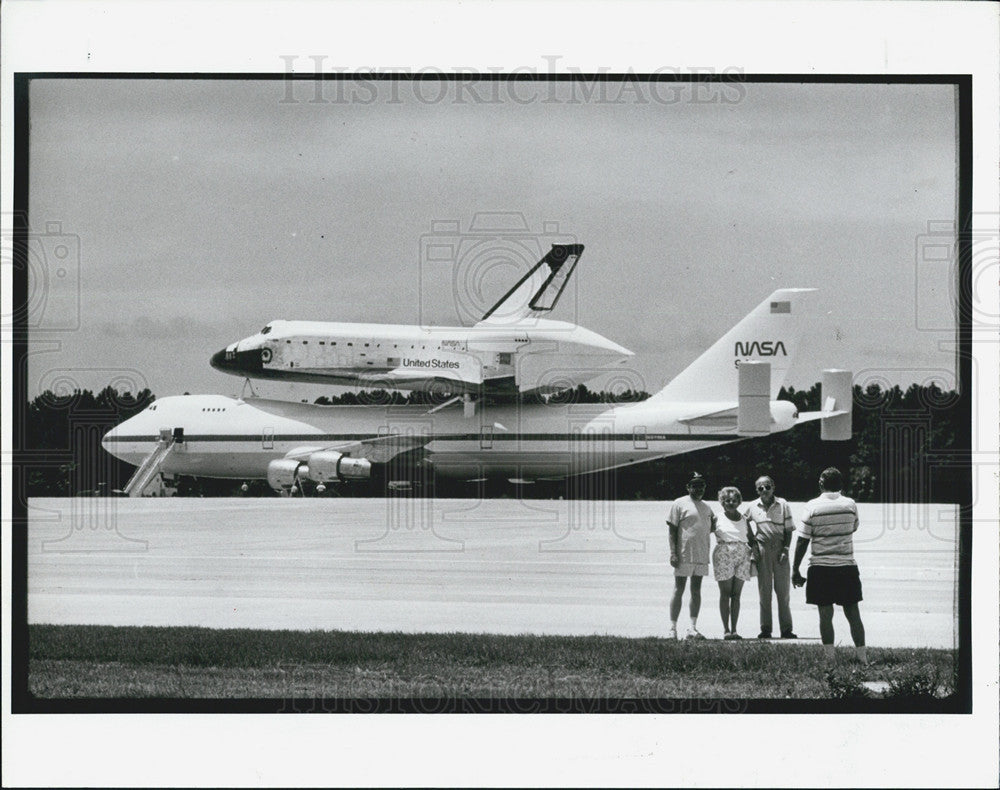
[211,346,264,377]
[210,349,228,370]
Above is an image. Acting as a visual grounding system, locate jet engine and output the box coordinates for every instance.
[266,458,308,493]
[306,450,373,483]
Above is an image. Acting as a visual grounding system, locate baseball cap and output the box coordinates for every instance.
[687,472,706,486]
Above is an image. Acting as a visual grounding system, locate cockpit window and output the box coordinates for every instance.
[261,325,272,335]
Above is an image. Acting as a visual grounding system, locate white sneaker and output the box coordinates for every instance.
[685,628,707,640]
[668,626,678,640]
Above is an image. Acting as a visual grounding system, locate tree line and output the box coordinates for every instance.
[18,381,967,502]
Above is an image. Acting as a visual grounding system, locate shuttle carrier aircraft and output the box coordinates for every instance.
[210,244,634,396]
[104,289,852,495]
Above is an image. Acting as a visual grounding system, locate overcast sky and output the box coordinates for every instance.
[27,78,958,401]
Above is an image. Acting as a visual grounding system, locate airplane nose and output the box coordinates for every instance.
[102,423,122,458]
[210,346,264,376]
[101,424,117,449]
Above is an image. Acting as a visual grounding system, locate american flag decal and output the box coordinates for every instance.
[770,301,791,314]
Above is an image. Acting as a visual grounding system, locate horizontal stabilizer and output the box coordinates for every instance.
[796,409,849,423]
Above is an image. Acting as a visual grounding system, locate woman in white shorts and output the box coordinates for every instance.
[713,486,759,639]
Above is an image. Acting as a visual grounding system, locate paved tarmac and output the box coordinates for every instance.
[27,497,959,648]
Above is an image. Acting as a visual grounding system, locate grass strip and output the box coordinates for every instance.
[28,624,957,700]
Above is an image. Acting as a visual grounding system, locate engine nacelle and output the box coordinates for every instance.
[306,450,373,482]
[337,456,373,480]
[267,458,308,492]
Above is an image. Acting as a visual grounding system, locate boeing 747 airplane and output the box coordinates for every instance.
[104,289,853,496]
[209,244,634,396]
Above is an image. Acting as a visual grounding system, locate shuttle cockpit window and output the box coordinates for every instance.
[261,325,272,335]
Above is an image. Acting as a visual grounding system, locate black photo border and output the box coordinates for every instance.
[9,71,973,714]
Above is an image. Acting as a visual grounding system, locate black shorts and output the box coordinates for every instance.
[805,564,863,607]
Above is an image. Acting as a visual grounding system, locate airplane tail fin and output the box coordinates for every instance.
[477,244,584,324]
[650,288,817,403]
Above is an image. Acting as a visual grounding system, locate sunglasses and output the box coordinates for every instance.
[757,484,773,491]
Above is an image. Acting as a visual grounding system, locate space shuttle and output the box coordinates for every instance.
[210,244,634,396]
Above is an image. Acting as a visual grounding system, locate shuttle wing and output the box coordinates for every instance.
[373,348,487,393]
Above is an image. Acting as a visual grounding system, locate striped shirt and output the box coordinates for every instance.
[745,497,794,544]
[799,491,859,566]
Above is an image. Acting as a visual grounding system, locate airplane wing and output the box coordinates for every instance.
[283,432,432,464]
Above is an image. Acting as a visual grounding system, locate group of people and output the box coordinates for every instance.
[666,467,866,662]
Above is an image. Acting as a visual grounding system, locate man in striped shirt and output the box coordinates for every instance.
[745,475,796,639]
[792,467,867,663]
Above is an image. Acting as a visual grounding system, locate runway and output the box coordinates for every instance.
[27,498,959,648]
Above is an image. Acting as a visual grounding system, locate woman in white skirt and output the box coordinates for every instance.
[712,486,759,639]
